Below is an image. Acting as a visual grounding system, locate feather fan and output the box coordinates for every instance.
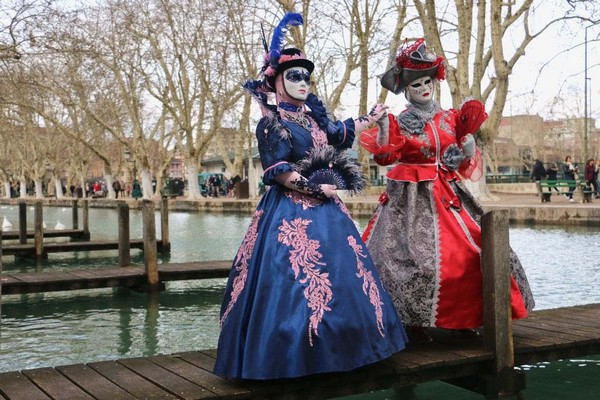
[456,99,488,143]
[295,146,365,194]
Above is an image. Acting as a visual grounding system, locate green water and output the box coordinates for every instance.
[1,206,599,399]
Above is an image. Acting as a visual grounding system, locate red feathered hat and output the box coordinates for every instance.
[380,38,445,95]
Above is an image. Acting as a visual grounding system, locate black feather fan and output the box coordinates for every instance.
[294,146,365,194]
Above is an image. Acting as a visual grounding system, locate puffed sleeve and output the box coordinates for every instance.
[359,114,405,166]
[326,118,356,149]
[304,94,355,149]
[256,118,294,185]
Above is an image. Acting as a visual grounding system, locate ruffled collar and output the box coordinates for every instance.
[397,100,441,134]
[406,100,440,121]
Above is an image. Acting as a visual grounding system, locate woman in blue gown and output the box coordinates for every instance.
[213,13,407,380]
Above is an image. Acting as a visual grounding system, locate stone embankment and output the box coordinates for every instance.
[2,185,600,225]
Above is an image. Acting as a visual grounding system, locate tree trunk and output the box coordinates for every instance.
[141,170,153,199]
[2,182,11,198]
[54,179,64,199]
[34,179,44,199]
[185,162,202,199]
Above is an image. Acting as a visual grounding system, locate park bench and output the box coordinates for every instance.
[539,180,593,203]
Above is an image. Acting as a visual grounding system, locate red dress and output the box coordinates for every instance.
[360,101,534,329]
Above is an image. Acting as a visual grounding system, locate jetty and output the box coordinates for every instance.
[1,209,599,399]
[0,261,230,295]
[0,199,170,261]
[0,303,597,399]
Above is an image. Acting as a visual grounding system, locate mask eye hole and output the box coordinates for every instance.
[285,70,311,85]
[410,82,422,88]
[423,78,432,85]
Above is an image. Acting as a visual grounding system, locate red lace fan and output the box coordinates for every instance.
[456,100,488,143]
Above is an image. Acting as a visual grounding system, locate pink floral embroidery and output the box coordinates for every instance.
[278,218,332,346]
[285,190,323,209]
[347,235,385,337]
[308,115,328,148]
[220,209,264,326]
[334,196,352,219]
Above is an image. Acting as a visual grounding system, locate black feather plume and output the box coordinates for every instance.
[295,147,365,194]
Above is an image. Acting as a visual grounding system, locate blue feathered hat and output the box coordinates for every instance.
[261,13,314,91]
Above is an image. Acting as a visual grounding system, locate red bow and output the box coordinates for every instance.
[378,192,389,205]
[442,195,461,210]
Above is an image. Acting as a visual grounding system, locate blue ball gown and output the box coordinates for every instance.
[213,104,408,380]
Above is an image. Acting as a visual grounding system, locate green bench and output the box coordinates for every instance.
[539,180,593,203]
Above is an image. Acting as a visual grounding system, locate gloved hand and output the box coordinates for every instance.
[376,111,389,146]
[305,93,343,137]
[319,184,337,198]
[461,133,476,158]
[354,103,389,133]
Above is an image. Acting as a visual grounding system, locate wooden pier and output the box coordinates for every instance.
[1,198,170,263]
[0,304,598,400]
[0,261,231,295]
[1,229,87,241]
[1,210,599,399]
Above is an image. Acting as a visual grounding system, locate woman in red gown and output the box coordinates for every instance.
[360,39,534,341]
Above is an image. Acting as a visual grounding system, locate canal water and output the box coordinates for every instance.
[0,205,599,399]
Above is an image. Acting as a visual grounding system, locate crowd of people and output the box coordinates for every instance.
[531,156,600,201]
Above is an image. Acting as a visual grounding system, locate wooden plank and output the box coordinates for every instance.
[175,351,218,372]
[1,229,86,240]
[118,357,211,400]
[22,367,94,399]
[57,364,137,400]
[88,360,174,399]
[0,372,51,400]
[149,355,249,399]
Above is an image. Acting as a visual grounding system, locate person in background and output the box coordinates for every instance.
[584,158,598,198]
[360,38,535,343]
[112,179,121,198]
[545,162,560,193]
[595,159,600,198]
[213,13,407,380]
[530,159,547,197]
[563,155,577,202]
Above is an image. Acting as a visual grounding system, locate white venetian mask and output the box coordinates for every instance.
[407,76,434,104]
[283,67,311,101]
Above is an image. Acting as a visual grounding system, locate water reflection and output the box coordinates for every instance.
[1,207,599,399]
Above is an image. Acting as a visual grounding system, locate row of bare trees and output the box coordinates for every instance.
[1,0,598,200]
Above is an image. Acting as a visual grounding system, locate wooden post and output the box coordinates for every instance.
[117,202,131,267]
[34,201,44,261]
[82,200,90,240]
[0,230,3,315]
[18,201,27,244]
[72,200,79,230]
[142,200,160,290]
[480,210,524,397]
[160,197,170,254]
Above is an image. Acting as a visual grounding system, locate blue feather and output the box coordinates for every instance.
[269,13,304,66]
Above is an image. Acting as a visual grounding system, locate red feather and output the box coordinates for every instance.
[456,100,488,143]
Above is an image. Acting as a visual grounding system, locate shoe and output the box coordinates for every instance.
[406,326,433,344]
[455,328,481,338]
[569,198,575,202]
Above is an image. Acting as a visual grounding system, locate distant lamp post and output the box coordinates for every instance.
[584,23,598,162]
[124,148,142,199]
[124,148,137,181]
